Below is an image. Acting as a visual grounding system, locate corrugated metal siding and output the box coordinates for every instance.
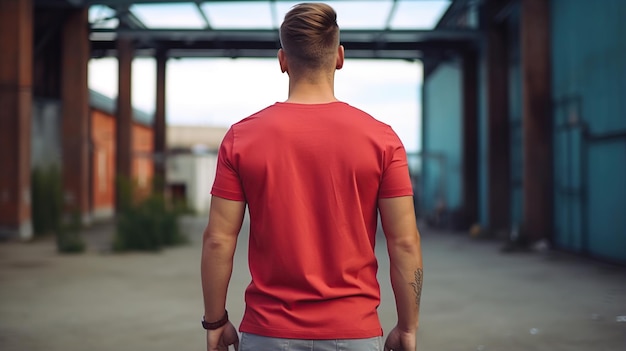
[587,142,625,261]
[421,61,463,215]
[553,96,585,252]
[551,0,626,262]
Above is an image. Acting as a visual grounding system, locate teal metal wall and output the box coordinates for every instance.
[551,0,626,262]
[421,61,463,216]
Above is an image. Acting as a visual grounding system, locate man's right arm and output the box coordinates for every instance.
[379,196,423,351]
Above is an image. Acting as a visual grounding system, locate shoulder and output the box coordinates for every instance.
[342,103,402,147]
[232,105,276,127]
[227,104,281,140]
[339,102,393,129]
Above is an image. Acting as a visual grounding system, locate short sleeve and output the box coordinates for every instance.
[211,127,246,201]
[378,127,414,198]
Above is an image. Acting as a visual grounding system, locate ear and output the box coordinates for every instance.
[278,48,288,74]
[335,45,345,70]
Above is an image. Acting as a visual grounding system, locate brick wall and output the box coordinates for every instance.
[91,108,154,217]
[91,109,115,217]
[132,122,154,198]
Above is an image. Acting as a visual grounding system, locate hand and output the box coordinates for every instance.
[384,326,417,351]
[206,321,239,351]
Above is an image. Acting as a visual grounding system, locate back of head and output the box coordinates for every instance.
[279,3,340,72]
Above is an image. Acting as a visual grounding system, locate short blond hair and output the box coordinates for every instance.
[279,3,340,69]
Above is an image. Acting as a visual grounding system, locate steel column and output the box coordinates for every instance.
[0,0,33,239]
[521,0,553,242]
[461,49,479,228]
[153,49,167,192]
[61,7,91,223]
[486,0,511,233]
[116,37,134,209]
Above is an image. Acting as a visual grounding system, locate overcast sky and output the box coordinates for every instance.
[89,57,423,152]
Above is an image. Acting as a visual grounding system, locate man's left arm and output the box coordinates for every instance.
[201,195,246,351]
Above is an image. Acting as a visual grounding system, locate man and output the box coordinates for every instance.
[201,3,423,351]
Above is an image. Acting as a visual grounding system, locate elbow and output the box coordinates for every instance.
[201,230,237,267]
[388,231,421,255]
[202,228,233,252]
[389,231,421,251]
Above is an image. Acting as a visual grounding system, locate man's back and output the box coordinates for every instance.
[211,101,413,339]
[201,4,422,351]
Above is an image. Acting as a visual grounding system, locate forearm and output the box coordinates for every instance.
[201,230,237,321]
[388,236,423,332]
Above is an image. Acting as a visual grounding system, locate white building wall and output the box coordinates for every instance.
[194,155,218,214]
[167,153,218,214]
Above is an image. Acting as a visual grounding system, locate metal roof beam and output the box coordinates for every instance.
[92,47,429,60]
[270,0,279,30]
[91,27,480,42]
[91,35,475,60]
[114,6,148,29]
[384,0,399,31]
[90,27,480,59]
[193,0,212,29]
[85,0,439,5]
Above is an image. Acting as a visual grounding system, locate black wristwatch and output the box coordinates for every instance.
[202,310,229,330]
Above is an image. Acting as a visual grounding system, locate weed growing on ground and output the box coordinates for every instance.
[113,176,188,252]
[31,166,86,253]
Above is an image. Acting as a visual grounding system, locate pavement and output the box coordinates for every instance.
[0,215,625,351]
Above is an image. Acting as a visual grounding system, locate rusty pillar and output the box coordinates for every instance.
[461,49,479,228]
[0,0,33,239]
[153,49,167,192]
[521,0,553,242]
[486,1,511,233]
[61,7,91,223]
[116,37,133,210]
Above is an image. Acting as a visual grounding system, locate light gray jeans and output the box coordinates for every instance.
[239,332,382,351]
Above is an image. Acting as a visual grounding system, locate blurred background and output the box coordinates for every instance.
[1,0,624,261]
[0,0,625,350]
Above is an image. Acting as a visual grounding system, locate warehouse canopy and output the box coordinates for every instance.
[37,0,481,59]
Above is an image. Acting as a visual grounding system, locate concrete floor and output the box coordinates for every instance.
[0,215,624,351]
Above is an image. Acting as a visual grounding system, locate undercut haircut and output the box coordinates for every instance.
[279,3,340,70]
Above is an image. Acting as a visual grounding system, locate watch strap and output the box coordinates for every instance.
[202,310,229,330]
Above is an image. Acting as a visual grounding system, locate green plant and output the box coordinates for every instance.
[113,176,187,252]
[31,166,63,236]
[116,175,135,213]
[57,211,86,254]
[31,166,86,253]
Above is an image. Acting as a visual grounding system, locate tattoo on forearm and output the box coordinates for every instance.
[409,268,423,306]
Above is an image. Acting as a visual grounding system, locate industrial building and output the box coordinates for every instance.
[420,0,625,263]
[0,0,624,263]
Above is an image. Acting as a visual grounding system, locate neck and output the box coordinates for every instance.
[285,71,338,104]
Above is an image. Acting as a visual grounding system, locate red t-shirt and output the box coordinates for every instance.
[211,101,413,339]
